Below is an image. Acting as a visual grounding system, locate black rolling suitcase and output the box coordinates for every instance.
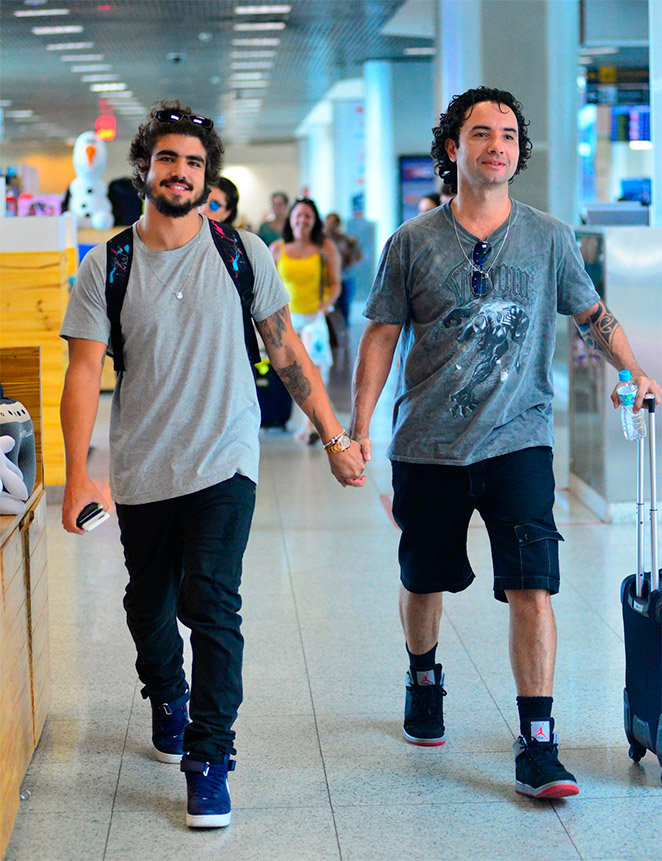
[621,396,662,776]
[254,359,292,429]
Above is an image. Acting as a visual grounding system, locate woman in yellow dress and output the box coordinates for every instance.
[271,197,341,444]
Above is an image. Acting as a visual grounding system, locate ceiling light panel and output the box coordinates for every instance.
[46,41,94,50]
[233,22,286,30]
[14,8,71,17]
[234,5,291,13]
[31,25,83,34]
[232,38,280,46]
[69,64,112,72]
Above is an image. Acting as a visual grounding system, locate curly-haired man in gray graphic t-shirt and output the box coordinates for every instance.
[350,86,660,800]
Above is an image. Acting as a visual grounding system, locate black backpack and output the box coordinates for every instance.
[104,219,261,372]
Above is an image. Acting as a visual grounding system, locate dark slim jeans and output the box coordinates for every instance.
[116,475,256,760]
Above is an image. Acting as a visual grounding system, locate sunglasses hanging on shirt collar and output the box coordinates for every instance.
[154,109,214,129]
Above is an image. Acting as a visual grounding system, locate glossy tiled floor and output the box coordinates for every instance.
[7,327,662,861]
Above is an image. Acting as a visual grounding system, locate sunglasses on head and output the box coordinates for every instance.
[471,240,492,297]
[155,109,214,129]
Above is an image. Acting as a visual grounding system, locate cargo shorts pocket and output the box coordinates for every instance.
[514,523,564,577]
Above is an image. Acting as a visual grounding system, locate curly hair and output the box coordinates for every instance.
[128,98,223,200]
[281,197,325,245]
[431,87,532,194]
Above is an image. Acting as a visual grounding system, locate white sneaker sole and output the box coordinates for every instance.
[154,747,183,764]
[403,728,446,746]
[186,811,232,828]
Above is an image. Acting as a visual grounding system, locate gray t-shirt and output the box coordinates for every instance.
[364,200,599,466]
[61,218,290,504]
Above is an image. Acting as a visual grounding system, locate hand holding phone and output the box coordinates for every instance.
[76,502,110,532]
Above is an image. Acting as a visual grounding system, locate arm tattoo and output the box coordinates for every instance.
[258,306,288,350]
[575,301,621,359]
[276,361,312,405]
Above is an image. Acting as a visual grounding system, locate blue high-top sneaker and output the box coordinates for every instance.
[181,753,236,828]
[147,686,190,763]
[514,718,579,798]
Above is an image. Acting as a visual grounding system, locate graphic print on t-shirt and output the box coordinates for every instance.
[441,263,531,418]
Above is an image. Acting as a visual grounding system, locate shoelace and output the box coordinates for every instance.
[188,766,228,799]
[520,740,566,776]
[411,683,447,715]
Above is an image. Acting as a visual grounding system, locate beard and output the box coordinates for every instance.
[145,178,207,218]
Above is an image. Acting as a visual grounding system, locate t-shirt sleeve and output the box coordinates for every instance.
[240,230,291,322]
[555,223,600,316]
[59,244,111,345]
[363,232,409,324]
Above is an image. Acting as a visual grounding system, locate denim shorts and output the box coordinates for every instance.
[391,447,563,603]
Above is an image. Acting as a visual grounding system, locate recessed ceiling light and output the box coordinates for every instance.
[234,5,291,12]
[6,110,35,118]
[81,74,119,82]
[90,82,126,92]
[32,25,83,34]
[46,41,94,50]
[198,31,213,41]
[232,38,280,46]
[0,100,13,107]
[230,50,275,58]
[232,80,268,88]
[231,61,273,69]
[233,22,285,31]
[70,64,111,72]
[60,54,104,61]
[231,72,267,80]
[404,46,435,56]
[15,8,71,17]
[103,91,134,100]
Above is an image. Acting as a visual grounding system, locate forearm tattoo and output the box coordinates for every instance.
[276,361,312,405]
[575,302,621,359]
[259,306,288,349]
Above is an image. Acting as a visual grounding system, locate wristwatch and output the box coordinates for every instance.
[323,429,351,454]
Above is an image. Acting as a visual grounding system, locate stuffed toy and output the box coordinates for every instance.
[0,387,36,494]
[0,436,28,515]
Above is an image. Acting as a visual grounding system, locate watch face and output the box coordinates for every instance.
[339,433,351,450]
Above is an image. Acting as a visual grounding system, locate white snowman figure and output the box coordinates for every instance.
[68,131,114,230]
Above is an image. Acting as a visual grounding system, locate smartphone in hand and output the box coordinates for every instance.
[76,502,110,532]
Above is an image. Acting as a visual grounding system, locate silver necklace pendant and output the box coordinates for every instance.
[175,291,183,300]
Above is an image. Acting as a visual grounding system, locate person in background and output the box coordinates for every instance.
[325,212,363,325]
[417,192,441,214]
[199,176,239,225]
[258,191,289,246]
[270,197,342,444]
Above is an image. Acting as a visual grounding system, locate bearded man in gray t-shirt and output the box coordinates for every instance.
[350,86,660,800]
[60,99,366,829]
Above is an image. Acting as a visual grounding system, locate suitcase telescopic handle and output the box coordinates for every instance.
[637,394,658,596]
[647,395,659,593]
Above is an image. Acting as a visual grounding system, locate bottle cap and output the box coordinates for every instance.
[618,369,632,382]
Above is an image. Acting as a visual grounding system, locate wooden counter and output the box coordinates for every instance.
[0,347,50,858]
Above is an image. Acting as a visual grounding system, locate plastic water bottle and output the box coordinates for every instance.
[617,370,646,441]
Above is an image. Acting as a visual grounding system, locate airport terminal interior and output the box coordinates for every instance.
[2,0,662,859]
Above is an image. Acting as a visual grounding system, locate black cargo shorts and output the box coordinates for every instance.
[391,446,564,603]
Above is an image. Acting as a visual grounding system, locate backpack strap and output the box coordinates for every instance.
[207,219,261,365]
[103,220,261,373]
[105,226,134,372]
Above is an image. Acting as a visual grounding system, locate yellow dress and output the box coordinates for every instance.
[276,246,323,315]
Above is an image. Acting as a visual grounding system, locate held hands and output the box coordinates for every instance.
[62,475,111,534]
[327,440,368,487]
[610,373,662,412]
